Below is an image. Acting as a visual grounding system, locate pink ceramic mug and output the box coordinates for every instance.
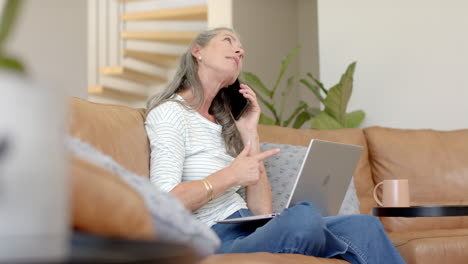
[373,179,410,207]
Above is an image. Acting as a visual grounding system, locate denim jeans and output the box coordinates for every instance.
[211,201,406,264]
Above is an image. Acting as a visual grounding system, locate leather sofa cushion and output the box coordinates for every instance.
[257,125,375,215]
[71,155,155,240]
[68,98,150,177]
[364,126,468,231]
[389,229,468,264]
[200,252,349,264]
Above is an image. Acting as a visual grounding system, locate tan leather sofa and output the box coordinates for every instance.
[69,97,468,264]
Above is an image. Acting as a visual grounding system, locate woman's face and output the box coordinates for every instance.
[194,30,245,85]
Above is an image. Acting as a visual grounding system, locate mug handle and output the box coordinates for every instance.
[373,182,384,206]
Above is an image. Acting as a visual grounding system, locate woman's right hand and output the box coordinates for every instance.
[228,141,280,186]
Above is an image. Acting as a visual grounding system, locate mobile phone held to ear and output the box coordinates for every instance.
[225,79,250,120]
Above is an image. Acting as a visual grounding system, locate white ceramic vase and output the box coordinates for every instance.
[0,71,69,261]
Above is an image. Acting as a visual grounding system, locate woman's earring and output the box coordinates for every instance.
[197,56,202,61]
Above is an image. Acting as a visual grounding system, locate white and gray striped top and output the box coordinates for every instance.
[145,95,247,227]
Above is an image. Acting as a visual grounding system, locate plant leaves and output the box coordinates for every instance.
[305,107,321,118]
[0,56,25,72]
[255,92,277,120]
[259,113,276,126]
[240,72,272,98]
[307,73,327,95]
[310,111,343,130]
[293,111,312,129]
[279,73,298,121]
[344,110,365,128]
[300,78,324,102]
[289,106,320,128]
[0,0,23,49]
[322,62,356,124]
[272,45,301,95]
[283,101,308,127]
[322,83,341,119]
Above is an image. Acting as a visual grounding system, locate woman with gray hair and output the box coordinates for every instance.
[145,27,405,264]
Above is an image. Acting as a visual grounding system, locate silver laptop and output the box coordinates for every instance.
[216,139,363,224]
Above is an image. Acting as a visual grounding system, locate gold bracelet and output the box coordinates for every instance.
[201,178,214,201]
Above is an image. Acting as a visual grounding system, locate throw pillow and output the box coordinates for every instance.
[71,155,156,240]
[65,136,220,256]
[259,142,360,215]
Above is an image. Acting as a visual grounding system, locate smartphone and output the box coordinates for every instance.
[224,79,250,120]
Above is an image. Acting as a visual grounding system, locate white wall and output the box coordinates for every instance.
[5,0,87,98]
[207,0,232,28]
[318,0,468,130]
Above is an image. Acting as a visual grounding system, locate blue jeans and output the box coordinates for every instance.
[212,201,406,264]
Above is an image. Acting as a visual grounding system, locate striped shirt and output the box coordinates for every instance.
[145,94,247,227]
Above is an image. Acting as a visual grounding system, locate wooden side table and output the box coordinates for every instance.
[372,205,468,217]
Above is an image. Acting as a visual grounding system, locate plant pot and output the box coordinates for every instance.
[0,71,69,261]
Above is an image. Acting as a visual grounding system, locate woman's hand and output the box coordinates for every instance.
[227,141,280,186]
[234,83,261,134]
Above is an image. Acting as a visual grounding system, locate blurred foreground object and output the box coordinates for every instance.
[0,0,69,262]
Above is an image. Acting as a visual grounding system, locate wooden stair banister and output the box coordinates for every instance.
[121,31,198,44]
[123,50,179,68]
[121,5,207,21]
[90,1,207,105]
[88,85,148,101]
[100,66,166,84]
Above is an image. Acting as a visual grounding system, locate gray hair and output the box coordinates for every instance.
[146,27,244,156]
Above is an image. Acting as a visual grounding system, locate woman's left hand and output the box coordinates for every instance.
[235,83,261,134]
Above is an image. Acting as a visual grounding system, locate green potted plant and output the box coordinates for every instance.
[241,46,311,128]
[241,46,365,129]
[300,62,365,129]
